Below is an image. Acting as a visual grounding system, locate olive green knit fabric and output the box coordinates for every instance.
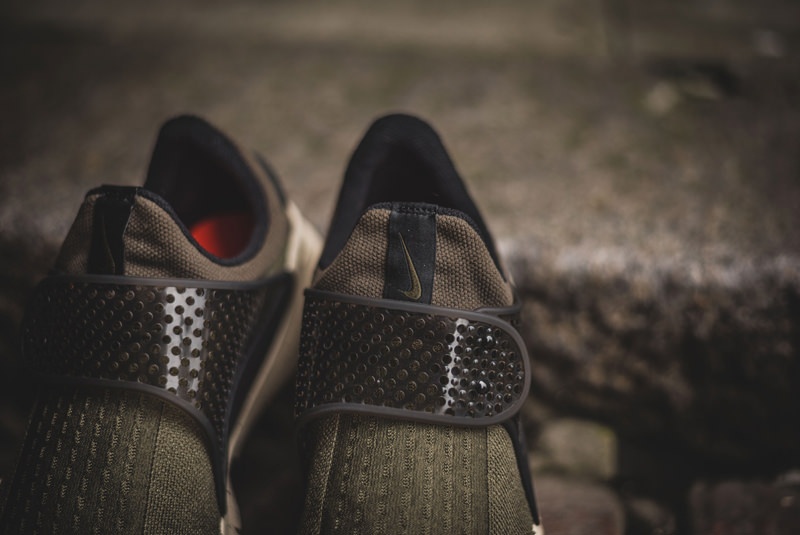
[313,208,514,310]
[142,401,220,534]
[299,414,492,535]
[314,209,390,298]
[433,214,513,310]
[0,387,219,535]
[299,208,532,535]
[487,426,534,534]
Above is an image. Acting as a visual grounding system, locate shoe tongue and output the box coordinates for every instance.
[313,203,513,310]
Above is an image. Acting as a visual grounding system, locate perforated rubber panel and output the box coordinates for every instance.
[295,290,530,426]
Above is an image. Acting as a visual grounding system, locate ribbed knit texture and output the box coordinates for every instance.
[142,402,220,534]
[300,415,492,535]
[487,426,533,534]
[0,387,219,535]
[299,208,532,535]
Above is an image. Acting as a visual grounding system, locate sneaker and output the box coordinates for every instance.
[295,114,542,534]
[1,115,321,535]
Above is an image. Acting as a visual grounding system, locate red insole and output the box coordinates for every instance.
[190,212,254,259]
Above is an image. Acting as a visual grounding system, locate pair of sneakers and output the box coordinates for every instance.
[1,114,542,535]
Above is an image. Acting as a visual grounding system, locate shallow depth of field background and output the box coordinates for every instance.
[1,1,798,533]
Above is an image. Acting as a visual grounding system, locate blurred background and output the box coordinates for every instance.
[1,0,799,533]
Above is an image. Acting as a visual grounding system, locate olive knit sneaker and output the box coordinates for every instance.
[295,114,542,535]
[0,115,321,535]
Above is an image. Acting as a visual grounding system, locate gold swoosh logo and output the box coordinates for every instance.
[398,233,422,300]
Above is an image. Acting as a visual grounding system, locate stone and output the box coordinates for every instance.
[643,81,681,116]
[535,418,618,481]
[625,496,677,535]
[510,242,800,469]
[689,472,800,535]
[753,29,786,58]
[535,476,625,535]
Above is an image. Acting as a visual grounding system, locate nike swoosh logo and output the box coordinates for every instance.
[397,233,422,301]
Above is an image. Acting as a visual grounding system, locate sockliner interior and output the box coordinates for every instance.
[142,115,269,265]
[190,212,255,259]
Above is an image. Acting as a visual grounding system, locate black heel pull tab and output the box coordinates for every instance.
[88,186,138,275]
[383,203,437,304]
